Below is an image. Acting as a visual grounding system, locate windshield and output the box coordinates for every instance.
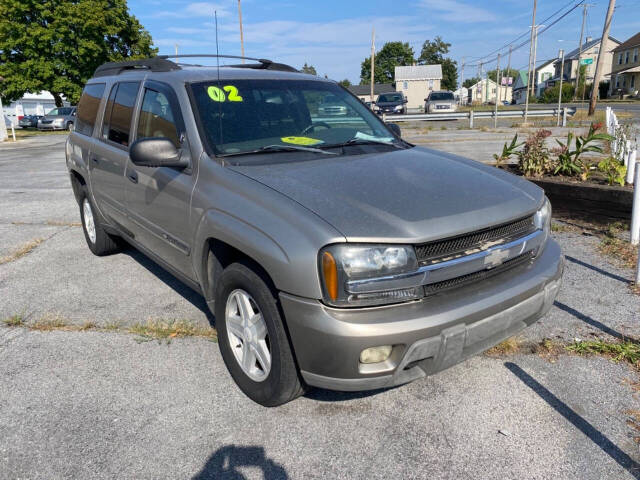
[191,79,398,157]
[46,107,73,116]
[377,93,403,103]
[429,92,454,101]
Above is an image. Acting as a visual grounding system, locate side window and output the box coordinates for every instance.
[137,88,180,146]
[75,83,105,136]
[102,82,140,148]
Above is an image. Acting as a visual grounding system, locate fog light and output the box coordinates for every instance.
[360,345,392,364]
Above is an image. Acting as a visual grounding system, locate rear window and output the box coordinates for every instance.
[75,83,105,136]
[102,82,140,148]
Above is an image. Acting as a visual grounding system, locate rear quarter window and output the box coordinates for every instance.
[75,83,106,136]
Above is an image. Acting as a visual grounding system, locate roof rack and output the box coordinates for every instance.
[93,55,298,77]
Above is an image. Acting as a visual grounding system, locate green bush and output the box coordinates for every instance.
[541,83,575,104]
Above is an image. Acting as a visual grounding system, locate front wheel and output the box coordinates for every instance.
[215,262,305,406]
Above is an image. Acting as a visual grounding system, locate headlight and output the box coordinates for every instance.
[534,196,552,247]
[54,118,64,125]
[319,244,421,307]
[394,105,403,111]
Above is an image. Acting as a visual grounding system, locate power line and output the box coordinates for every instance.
[466,0,585,68]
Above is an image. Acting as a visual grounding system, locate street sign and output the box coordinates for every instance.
[580,58,593,65]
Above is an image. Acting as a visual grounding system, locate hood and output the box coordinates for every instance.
[229,147,543,243]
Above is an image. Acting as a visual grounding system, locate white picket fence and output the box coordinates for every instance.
[608,106,640,281]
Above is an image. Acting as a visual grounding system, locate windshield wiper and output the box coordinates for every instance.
[220,144,337,157]
[323,137,404,149]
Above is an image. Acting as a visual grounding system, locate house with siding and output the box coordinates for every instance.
[553,35,620,88]
[394,65,442,109]
[609,32,640,97]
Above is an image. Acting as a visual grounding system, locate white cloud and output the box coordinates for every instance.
[154,2,230,18]
[418,0,497,23]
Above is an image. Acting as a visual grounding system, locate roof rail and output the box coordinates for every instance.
[161,54,298,72]
[93,57,180,77]
[93,55,298,77]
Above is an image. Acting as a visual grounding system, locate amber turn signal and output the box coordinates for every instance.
[322,251,338,301]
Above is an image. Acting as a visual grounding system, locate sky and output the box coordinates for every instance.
[128,0,640,85]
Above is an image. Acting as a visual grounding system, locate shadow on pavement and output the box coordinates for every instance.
[192,445,288,479]
[123,247,215,326]
[553,301,628,340]
[304,385,396,402]
[564,255,630,283]
[505,362,640,479]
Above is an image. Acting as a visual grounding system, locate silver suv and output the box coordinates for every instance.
[66,56,563,406]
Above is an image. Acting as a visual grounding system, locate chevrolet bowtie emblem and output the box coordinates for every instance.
[484,248,510,268]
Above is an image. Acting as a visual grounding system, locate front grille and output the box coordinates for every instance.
[415,215,536,265]
[423,251,535,297]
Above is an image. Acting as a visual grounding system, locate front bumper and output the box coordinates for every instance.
[38,123,65,130]
[280,239,563,391]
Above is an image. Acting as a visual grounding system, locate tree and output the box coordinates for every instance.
[540,83,575,104]
[463,77,481,88]
[301,63,317,75]
[360,41,414,84]
[417,36,457,90]
[0,0,156,106]
[338,79,351,88]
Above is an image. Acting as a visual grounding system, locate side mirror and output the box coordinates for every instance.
[403,98,408,104]
[130,137,188,168]
[387,123,401,138]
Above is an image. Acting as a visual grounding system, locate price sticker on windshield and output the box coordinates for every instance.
[281,136,324,146]
[207,85,243,102]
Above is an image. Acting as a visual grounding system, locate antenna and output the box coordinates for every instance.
[214,10,224,158]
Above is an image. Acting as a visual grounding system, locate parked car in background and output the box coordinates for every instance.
[424,91,457,113]
[38,107,76,131]
[374,92,407,115]
[18,115,42,128]
[317,95,347,116]
[67,56,562,407]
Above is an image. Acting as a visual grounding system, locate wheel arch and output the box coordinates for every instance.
[68,169,86,204]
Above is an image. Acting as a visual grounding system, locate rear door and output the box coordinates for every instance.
[89,81,141,227]
[122,80,195,279]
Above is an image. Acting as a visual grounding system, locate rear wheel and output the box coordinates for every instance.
[215,262,305,406]
[79,188,121,256]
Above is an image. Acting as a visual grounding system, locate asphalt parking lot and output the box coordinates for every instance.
[2,134,640,479]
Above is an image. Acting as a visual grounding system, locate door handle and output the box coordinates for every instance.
[127,171,138,184]
[91,156,98,163]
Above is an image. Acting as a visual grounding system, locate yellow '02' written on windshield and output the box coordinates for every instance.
[207,85,243,102]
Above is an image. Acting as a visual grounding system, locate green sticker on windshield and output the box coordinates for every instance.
[207,85,243,102]
[281,136,323,146]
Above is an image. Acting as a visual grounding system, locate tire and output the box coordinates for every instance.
[79,188,121,256]
[215,262,305,407]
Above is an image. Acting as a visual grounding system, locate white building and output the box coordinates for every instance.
[467,78,512,104]
[394,65,442,110]
[2,92,68,126]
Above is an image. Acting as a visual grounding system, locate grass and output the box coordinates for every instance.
[485,337,563,358]
[128,319,217,343]
[12,129,69,139]
[597,222,638,271]
[0,238,45,264]
[567,339,640,366]
[486,337,522,355]
[551,222,576,233]
[2,313,25,327]
[2,312,217,343]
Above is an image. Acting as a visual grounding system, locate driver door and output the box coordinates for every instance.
[123,81,196,279]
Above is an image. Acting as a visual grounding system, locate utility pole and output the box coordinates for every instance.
[589,0,616,115]
[494,53,501,128]
[460,58,465,105]
[524,0,537,123]
[557,49,565,126]
[505,45,512,102]
[238,0,245,62]
[574,3,589,100]
[531,25,543,99]
[370,27,375,105]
